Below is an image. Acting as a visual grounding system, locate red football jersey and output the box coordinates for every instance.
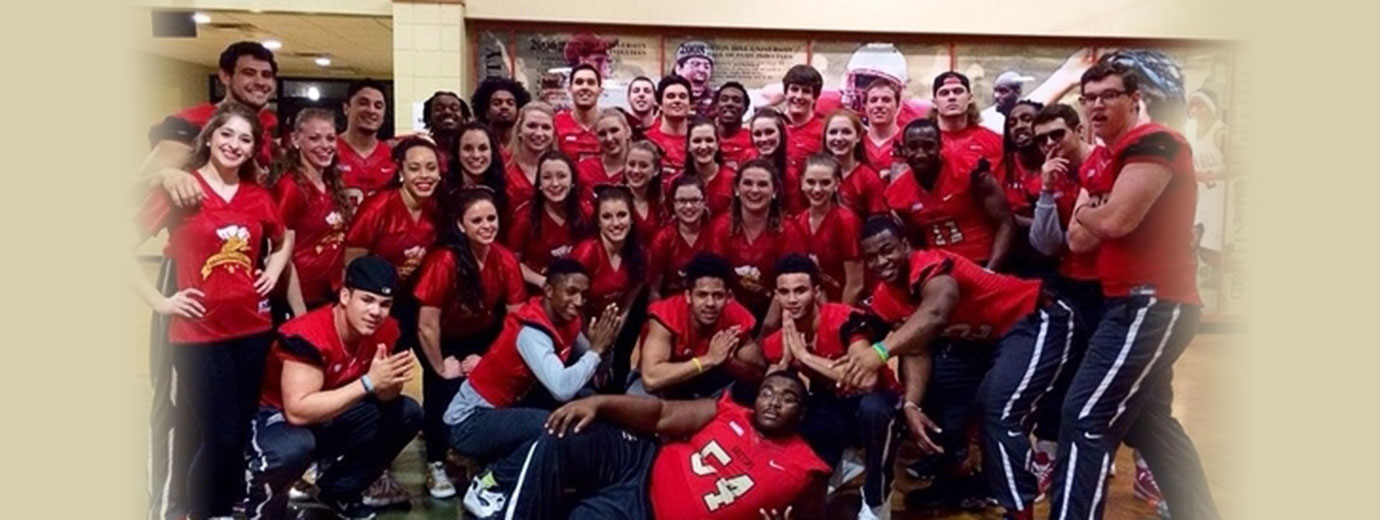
[172,103,278,170]
[884,153,996,263]
[785,115,824,174]
[644,296,757,362]
[1004,157,1040,218]
[649,225,713,294]
[863,132,901,176]
[570,239,633,313]
[670,166,736,217]
[138,173,285,343]
[631,199,663,245]
[259,305,399,409]
[272,175,347,305]
[467,297,583,407]
[505,201,590,275]
[942,124,1005,184]
[413,244,526,340]
[554,111,601,163]
[795,205,862,302]
[645,124,688,177]
[839,163,889,217]
[650,394,830,520]
[343,189,437,286]
[576,157,625,200]
[503,161,538,211]
[814,91,932,128]
[762,303,900,389]
[719,127,754,171]
[335,138,396,198]
[1044,148,1101,281]
[707,214,808,313]
[1080,124,1200,304]
[866,250,1040,341]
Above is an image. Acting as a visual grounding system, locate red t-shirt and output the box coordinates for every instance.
[272,175,347,305]
[863,131,901,175]
[650,394,830,520]
[259,305,399,409]
[344,189,437,287]
[670,166,736,217]
[1081,124,1200,304]
[839,163,889,217]
[719,127,754,171]
[795,206,862,302]
[138,173,285,343]
[503,161,537,211]
[942,124,1005,184]
[645,297,757,362]
[649,224,712,294]
[646,124,688,177]
[867,250,1040,341]
[170,103,278,170]
[884,153,996,263]
[467,297,583,408]
[570,239,635,313]
[335,137,396,200]
[761,303,900,389]
[707,214,808,313]
[554,111,601,163]
[505,201,590,275]
[1047,149,1101,281]
[412,245,526,340]
[576,157,625,200]
[785,115,824,174]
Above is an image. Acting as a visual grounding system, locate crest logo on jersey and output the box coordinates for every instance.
[316,211,347,254]
[202,225,253,279]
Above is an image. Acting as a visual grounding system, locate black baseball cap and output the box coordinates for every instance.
[932,71,971,94]
[345,256,399,296]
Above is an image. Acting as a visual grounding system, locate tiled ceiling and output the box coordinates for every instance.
[137,9,392,77]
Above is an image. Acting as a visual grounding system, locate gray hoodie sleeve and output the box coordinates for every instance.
[515,327,602,402]
[1029,190,1066,256]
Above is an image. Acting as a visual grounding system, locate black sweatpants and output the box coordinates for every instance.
[406,295,504,463]
[502,423,659,520]
[244,397,423,519]
[1049,295,1219,520]
[1034,277,1103,441]
[148,258,195,520]
[798,389,902,509]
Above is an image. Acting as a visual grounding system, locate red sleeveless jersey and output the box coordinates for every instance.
[466,297,583,408]
[649,394,830,520]
[885,153,996,263]
[1080,123,1200,304]
[259,306,399,409]
[762,303,899,390]
[644,297,757,362]
[867,250,1040,342]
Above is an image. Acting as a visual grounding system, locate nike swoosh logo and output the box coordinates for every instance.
[1006,430,1024,438]
[769,460,785,470]
[1083,432,1103,440]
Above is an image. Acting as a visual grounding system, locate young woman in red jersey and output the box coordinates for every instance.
[624,140,665,241]
[504,102,556,209]
[648,174,710,300]
[577,108,632,199]
[506,151,591,287]
[822,110,888,218]
[796,154,865,305]
[681,116,736,216]
[749,109,803,214]
[413,187,525,498]
[708,158,807,316]
[572,185,649,389]
[453,121,510,223]
[267,108,353,317]
[131,103,292,519]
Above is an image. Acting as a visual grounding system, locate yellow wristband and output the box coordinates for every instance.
[692,357,705,373]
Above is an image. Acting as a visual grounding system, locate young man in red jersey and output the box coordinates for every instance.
[761,254,900,520]
[1051,60,1220,520]
[336,79,395,207]
[781,65,826,174]
[885,118,1015,271]
[930,71,1004,181]
[554,64,604,162]
[502,370,831,520]
[635,253,766,399]
[714,82,754,170]
[839,217,1076,520]
[646,75,694,176]
[244,256,423,520]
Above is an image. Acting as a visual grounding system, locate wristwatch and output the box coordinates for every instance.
[360,375,376,394]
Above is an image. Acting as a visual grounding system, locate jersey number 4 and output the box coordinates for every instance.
[691,440,756,512]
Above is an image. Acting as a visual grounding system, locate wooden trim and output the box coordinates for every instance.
[394,0,464,4]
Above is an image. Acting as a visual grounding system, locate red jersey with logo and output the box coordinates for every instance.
[650,394,830,520]
[707,214,808,313]
[1081,124,1200,304]
[645,297,757,362]
[138,173,285,343]
[554,111,601,163]
[839,163,889,217]
[785,115,824,174]
[467,297,583,407]
[942,124,1005,183]
[649,225,712,294]
[884,153,996,263]
[505,201,590,275]
[719,128,754,171]
[1004,157,1041,218]
[336,138,396,199]
[1048,148,1103,281]
[259,306,399,409]
[570,239,635,313]
[670,166,736,217]
[413,244,526,340]
[795,205,862,302]
[272,175,347,305]
[576,157,625,200]
[646,124,687,177]
[344,189,437,286]
[503,161,537,211]
[863,132,901,175]
[867,250,1040,342]
[762,303,900,389]
[171,103,278,169]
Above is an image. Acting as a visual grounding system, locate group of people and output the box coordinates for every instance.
[136,40,1219,520]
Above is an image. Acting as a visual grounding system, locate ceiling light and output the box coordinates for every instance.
[191,12,212,24]
[314,56,332,67]
[306,87,321,101]
[261,39,282,50]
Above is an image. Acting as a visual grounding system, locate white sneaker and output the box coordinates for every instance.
[426,461,457,499]
[1031,440,1057,503]
[828,447,867,494]
[463,471,508,518]
[858,501,891,520]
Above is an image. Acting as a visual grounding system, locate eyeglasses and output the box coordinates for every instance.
[1034,128,1068,146]
[1078,90,1127,106]
[673,197,705,206]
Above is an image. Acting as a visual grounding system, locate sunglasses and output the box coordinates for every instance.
[1034,128,1068,146]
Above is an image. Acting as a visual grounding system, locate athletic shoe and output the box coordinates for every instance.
[463,471,508,519]
[289,463,319,501]
[1133,453,1164,507]
[1030,440,1057,502]
[829,448,867,495]
[426,461,457,499]
[326,497,378,520]
[857,501,891,520]
[361,470,410,507]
